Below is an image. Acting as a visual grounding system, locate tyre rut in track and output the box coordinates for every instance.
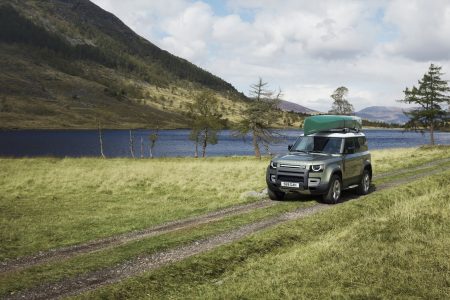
[0,200,278,274]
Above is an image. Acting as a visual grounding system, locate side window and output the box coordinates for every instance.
[344,138,355,154]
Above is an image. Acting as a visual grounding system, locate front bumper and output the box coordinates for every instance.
[266,166,329,195]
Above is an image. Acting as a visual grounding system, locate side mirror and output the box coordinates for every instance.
[288,144,293,151]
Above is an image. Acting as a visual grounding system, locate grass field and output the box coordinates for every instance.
[1,146,450,298]
[1,146,450,261]
[0,157,269,260]
[83,168,450,299]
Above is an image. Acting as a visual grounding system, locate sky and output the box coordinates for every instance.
[90,0,450,112]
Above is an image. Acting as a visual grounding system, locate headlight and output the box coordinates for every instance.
[310,164,324,172]
[270,161,277,169]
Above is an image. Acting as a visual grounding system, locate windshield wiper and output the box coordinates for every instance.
[310,150,323,153]
[291,150,309,153]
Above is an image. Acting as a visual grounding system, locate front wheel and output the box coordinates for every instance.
[322,175,342,204]
[268,188,285,201]
[356,169,371,195]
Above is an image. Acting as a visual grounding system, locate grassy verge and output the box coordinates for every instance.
[373,158,450,185]
[1,147,449,261]
[0,201,309,297]
[371,145,450,173]
[81,169,450,299]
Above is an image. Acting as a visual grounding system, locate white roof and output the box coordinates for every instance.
[301,132,366,138]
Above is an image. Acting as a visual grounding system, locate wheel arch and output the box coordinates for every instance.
[331,169,342,180]
[364,163,372,178]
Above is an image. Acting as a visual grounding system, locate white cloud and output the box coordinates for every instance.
[383,0,450,61]
[160,2,213,61]
[91,0,450,112]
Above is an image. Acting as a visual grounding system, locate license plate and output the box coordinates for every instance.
[281,182,300,188]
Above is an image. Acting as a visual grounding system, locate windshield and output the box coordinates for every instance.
[291,136,342,154]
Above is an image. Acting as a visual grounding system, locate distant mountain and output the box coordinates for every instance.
[356,106,410,124]
[278,100,318,114]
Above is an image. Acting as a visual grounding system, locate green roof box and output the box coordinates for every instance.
[303,115,362,135]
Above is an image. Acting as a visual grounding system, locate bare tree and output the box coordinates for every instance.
[98,120,105,158]
[190,129,200,158]
[148,127,159,158]
[129,130,135,158]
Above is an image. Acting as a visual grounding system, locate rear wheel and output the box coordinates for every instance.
[356,169,371,195]
[322,175,342,204]
[268,187,285,201]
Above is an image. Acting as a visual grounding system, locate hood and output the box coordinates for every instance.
[274,152,337,164]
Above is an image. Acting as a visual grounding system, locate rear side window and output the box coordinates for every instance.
[357,137,368,152]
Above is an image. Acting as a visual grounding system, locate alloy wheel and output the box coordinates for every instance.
[363,173,370,192]
[332,179,341,202]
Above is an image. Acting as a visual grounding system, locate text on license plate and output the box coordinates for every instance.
[281,182,300,188]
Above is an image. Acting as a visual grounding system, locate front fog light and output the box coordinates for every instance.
[308,178,321,187]
[270,175,276,182]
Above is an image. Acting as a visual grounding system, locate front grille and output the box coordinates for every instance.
[277,175,304,182]
[280,164,306,169]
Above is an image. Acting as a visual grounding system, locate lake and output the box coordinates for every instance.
[0,129,449,158]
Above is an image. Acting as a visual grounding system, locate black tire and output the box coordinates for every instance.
[268,188,285,201]
[322,175,342,204]
[356,169,371,195]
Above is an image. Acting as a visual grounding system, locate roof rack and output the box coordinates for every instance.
[329,128,360,133]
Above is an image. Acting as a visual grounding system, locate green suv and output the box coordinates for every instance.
[266,115,372,203]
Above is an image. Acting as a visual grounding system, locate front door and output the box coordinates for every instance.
[343,138,361,186]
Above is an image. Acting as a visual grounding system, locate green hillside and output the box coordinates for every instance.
[0,0,267,129]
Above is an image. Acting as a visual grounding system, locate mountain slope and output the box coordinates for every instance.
[0,0,250,129]
[278,100,318,114]
[356,106,410,124]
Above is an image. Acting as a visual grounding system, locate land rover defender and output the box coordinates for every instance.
[266,115,372,203]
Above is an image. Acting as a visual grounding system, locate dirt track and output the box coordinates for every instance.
[6,164,450,300]
[0,200,278,274]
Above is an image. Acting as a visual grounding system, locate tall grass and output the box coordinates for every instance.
[1,147,449,261]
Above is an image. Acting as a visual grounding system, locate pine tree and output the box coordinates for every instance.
[400,64,450,145]
[235,78,281,159]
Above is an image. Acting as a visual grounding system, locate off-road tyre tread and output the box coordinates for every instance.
[322,174,342,204]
